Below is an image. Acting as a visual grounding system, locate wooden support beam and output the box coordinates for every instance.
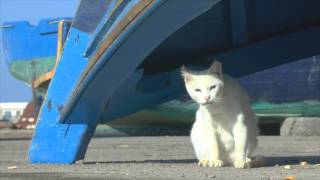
[229,0,255,47]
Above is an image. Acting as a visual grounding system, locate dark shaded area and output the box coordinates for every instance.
[139,0,320,75]
[241,56,320,103]
[94,125,192,138]
[84,156,320,168]
[140,0,231,74]
[265,155,320,167]
[0,137,32,141]
[258,122,281,136]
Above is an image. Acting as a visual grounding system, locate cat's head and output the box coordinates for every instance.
[181,60,224,105]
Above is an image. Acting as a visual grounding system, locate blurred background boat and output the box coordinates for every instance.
[1,18,72,113]
[1,18,71,129]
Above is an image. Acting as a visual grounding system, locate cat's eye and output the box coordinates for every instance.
[209,85,216,90]
[195,89,201,92]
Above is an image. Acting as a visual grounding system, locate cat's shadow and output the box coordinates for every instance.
[84,159,196,165]
[84,156,320,167]
[263,155,320,167]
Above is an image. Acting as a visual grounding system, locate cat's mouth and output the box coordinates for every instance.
[200,99,222,105]
[201,102,212,105]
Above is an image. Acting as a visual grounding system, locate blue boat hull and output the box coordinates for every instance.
[26,0,320,163]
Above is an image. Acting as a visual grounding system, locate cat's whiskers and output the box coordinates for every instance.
[211,98,224,103]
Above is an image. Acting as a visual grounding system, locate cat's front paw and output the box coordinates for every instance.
[234,159,250,169]
[209,159,224,168]
[198,159,224,168]
[245,157,252,163]
[198,160,210,167]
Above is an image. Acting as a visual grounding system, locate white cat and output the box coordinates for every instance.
[181,61,259,168]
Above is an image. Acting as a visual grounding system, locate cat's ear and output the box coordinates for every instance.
[209,60,223,78]
[181,65,192,82]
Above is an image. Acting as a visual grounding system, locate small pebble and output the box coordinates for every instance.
[284,175,295,180]
[118,145,130,148]
[260,177,272,180]
[207,174,216,178]
[75,159,84,164]
[284,165,291,169]
[299,161,308,166]
[7,166,17,170]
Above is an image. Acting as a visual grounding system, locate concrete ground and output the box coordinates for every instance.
[0,130,320,180]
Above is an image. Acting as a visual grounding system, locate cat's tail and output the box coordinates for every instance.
[249,156,266,168]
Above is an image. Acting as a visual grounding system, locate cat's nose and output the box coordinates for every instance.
[203,96,210,102]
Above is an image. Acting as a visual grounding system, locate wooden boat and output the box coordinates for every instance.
[3,0,317,163]
[1,18,72,112]
[2,18,319,132]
